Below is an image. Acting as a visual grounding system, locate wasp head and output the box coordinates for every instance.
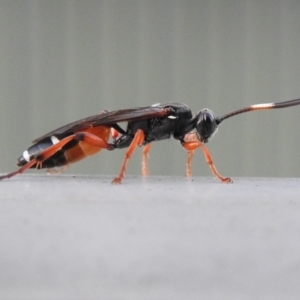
[195,109,218,143]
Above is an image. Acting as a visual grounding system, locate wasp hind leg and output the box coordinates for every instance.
[47,165,70,175]
[0,132,112,181]
[0,159,38,181]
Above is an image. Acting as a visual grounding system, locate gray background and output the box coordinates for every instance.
[1,0,300,178]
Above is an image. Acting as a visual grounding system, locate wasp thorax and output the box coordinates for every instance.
[195,109,218,143]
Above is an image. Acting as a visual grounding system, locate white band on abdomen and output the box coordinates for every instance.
[22,150,31,162]
[51,135,60,145]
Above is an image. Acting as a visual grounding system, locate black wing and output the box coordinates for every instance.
[33,105,173,143]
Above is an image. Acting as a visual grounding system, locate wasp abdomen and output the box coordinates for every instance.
[17,135,68,168]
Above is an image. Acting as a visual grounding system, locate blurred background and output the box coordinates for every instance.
[0,0,300,178]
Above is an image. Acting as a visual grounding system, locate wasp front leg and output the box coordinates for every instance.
[182,137,232,183]
[185,150,195,177]
[183,132,197,177]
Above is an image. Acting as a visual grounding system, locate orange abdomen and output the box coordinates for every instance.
[64,126,111,164]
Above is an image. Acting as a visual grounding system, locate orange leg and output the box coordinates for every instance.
[0,132,111,181]
[47,165,69,175]
[111,128,120,140]
[186,150,195,177]
[183,132,197,177]
[0,159,39,180]
[112,129,145,184]
[182,140,232,183]
[142,144,152,176]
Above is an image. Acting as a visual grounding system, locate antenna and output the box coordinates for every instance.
[216,98,300,125]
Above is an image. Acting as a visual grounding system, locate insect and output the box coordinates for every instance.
[1,98,300,183]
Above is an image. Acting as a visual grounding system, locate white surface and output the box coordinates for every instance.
[1,175,300,300]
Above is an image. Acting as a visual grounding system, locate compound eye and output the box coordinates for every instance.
[196,109,218,143]
[203,111,215,130]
